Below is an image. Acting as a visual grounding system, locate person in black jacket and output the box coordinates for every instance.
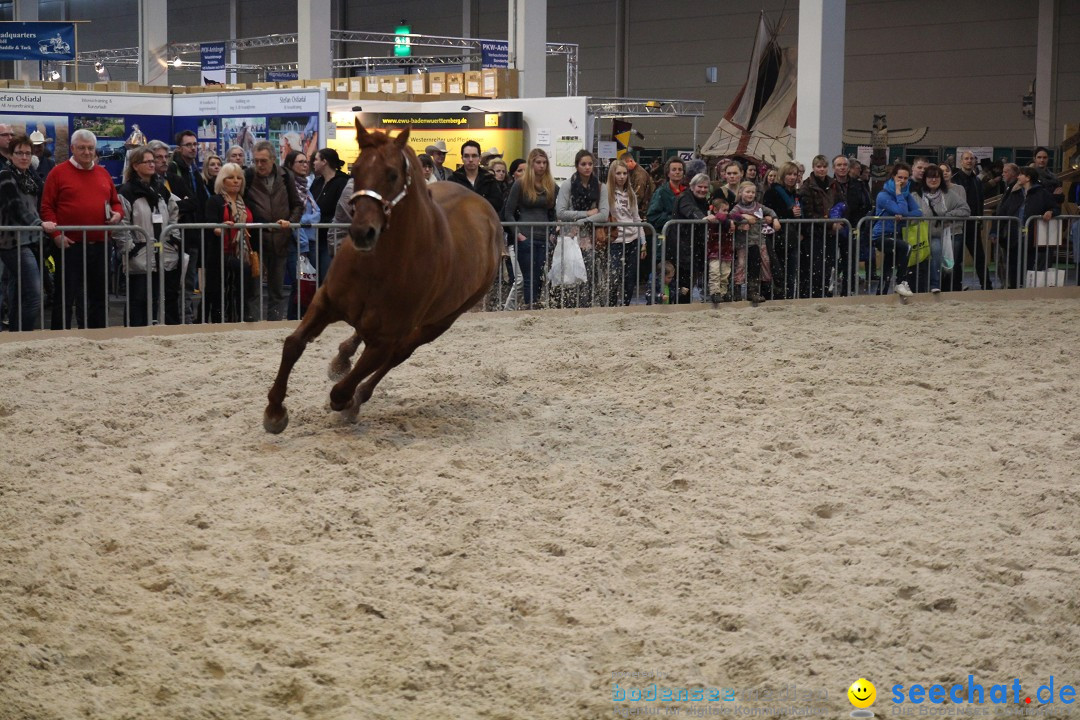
[951,151,988,290]
[167,129,210,319]
[446,140,504,214]
[309,147,350,285]
[1015,166,1061,285]
[828,155,873,296]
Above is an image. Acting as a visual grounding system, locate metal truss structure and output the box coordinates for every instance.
[71,30,579,95]
[587,98,705,118]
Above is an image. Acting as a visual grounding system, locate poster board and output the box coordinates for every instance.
[0,90,173,183]
[330,111,523,173]
[173,88,324,167]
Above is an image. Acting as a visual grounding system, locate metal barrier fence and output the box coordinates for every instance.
[854,215,1029,294]
[497,221,657,310]
[659,217,854,302]
[2,214,1075,331]
[0,224,153,331]
[160,222,350,325]
[1022,214,1078,289]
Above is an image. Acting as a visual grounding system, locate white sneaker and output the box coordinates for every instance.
[894,281,913,298]
[931,287,941,294]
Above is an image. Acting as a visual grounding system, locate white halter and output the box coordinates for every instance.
[348,149,413,227]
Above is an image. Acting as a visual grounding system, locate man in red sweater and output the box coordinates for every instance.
[41,128,123,329]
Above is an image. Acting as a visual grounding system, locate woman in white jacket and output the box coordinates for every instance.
[117,145,181,325]
[914,164,969,293]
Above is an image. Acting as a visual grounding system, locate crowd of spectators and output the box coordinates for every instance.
[0,127,1073,330]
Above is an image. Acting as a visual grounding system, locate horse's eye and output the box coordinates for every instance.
[387,170,399,183]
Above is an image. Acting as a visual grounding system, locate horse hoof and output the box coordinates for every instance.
[328,359,349,382]
[263,407,289,434]
[329,396,351,413]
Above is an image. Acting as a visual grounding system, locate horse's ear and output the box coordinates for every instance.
[394,127,411,149]
[356,119,375,149]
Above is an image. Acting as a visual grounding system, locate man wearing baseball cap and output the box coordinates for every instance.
[425,140,450,181]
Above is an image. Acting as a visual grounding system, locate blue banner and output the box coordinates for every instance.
[481,40,509,69]
[267,70,299,82]
[0,22,76,61]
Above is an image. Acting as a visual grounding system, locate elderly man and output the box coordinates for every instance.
[147,139,171,192]
[244,140,302,321]
[41,128,123,329]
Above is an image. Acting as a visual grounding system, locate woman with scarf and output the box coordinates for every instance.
[0,133,44,330]
[117,145,182,326]
[914,164,969,293]
[283,150,320,319]
[555,149,609,307]
[762,161,803,299]
[204,162,256,322]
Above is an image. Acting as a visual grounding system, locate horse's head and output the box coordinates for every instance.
[348,121,416,251]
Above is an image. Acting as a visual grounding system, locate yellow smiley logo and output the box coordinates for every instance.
[848,678,876,709]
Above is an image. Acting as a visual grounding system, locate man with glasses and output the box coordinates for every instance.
[244,140,302,321]
[147,139,171,191]
[40,128,123,329]
[447,140,503,213]
[167,129,209,321]
[0,124,15,170]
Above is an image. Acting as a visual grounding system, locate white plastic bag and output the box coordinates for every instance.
[549,234,588,287]
[297,253,318,306]
[941,226,954,271]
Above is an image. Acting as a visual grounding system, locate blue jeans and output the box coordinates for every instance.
[929,235,942,291]
[608,242,640,306]
[516,231,549,307]
[0,245,42,330]
[873,233,911,293]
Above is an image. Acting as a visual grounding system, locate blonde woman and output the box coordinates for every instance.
[203,162,256,322]
[502,148,556,308]
[201,153,222,190]
[606,159,645,305]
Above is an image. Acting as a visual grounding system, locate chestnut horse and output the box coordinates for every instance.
[263,122,502,433]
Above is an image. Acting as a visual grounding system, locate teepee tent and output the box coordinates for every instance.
[700,12,797,166]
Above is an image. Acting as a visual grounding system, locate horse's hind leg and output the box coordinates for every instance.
[352,319,456,409]
[328,332,362,381]
[329,342,390,413]
[264,307,334,433]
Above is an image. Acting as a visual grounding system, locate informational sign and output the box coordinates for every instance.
[481,40,510,69]
[536,128,551,146]
[675,150,694,162]
[200,43,226,86]
[331,112,524,170]
[857,145,873,167]
[267,70,299,82]
[0,22,76,61]
[597,140,617,160]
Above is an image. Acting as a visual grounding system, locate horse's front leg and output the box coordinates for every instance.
[263,304,334,433]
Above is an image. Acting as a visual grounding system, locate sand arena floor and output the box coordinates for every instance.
[1,295,1078,720]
